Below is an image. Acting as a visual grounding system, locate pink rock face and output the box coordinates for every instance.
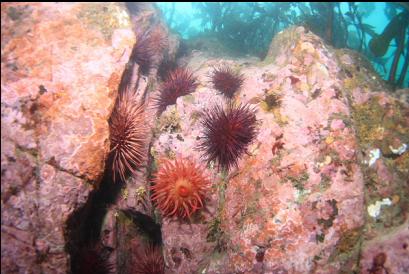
[1,2,134,273]
[2,4,408,273]
[151,27,365,273]
[360,223,409,274]
[151,102,221,273]
[219,27,365,273]
[153,26,405,273]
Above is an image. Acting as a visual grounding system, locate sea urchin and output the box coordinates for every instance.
[131,27,167,75]
[132,245,165,274]
[210,65,244,99]
[74,243,114,274]
[198,103,258,171]
[155,67,198,113]
[151,158,210,218]
[109,90,149,182]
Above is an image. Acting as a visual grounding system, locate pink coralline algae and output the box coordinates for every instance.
[330,119,346,131]
[2,3,409,273]
[150,25,408,273]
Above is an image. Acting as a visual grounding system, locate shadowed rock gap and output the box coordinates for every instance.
[64,4,165,271]
[64,66,163,274]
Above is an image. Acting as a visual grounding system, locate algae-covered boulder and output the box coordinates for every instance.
[1,2,134,273]
[152,26,408,273]
[2,3,408,273]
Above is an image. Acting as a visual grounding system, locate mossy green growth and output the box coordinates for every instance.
[335,48,388,92]
[164,147,176,160]
[116,210,133,227]
[352,96,409,148]
[287,171,309,192]
[316,233,325,243]
[206,216,227,252]
[318,174,332,192]
[335,227,362,254]
[207,172,229,252]
[262,26,301,65]
[77,3,131,41]
[189,110,203,127]
[237,179,264,229]
[260,93,282,112]
[155,107,181,134]
[327,227,362,270]
[317,199,338,230]
[182,94,195,104]
[329,112,352,129]
[115,210,156,248]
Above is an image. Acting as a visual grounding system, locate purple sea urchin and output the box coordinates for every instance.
[210,65,244,98]
[155,68,198,113]
[198,103,258,171]
[109,90,149,182]
[151,158,210,218]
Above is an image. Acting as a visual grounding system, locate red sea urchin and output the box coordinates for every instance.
[131,27,167,75]
[151,158,210,218]
[198,103,258,171]
[132,245,165,274]
[75,244,114,274]
[155,68,198,113]
[210,65,244,99]
[109,90,149,182]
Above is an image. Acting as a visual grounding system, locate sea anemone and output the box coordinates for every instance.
[109,90,149,182]
[210,65,244,99]
[132,245,165,274]
[198,103,258,171]
[155,68,198,113]
[151,158,210,218]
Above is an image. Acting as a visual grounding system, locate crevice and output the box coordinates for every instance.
[46,157,94,184]
[30,93,46,273]
[65,160,125,273]
[64,4,167,272]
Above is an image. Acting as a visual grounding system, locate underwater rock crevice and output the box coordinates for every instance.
[64,64,147,274]
[2,3,408,274]
[65,3,172,273]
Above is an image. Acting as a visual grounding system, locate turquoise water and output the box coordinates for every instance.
[157,2,409,88]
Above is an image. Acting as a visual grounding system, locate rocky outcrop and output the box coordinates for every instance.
[152,27,408,273]
[2,3,408,274]
[1,2,135,273]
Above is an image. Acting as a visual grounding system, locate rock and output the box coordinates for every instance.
[151,103,221,273]
[360,222,409,274]
[152,26,408,273]
[217,26,365,273]
[1,2,134,273]
[2,4,408,273]
[394,88,409,104]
